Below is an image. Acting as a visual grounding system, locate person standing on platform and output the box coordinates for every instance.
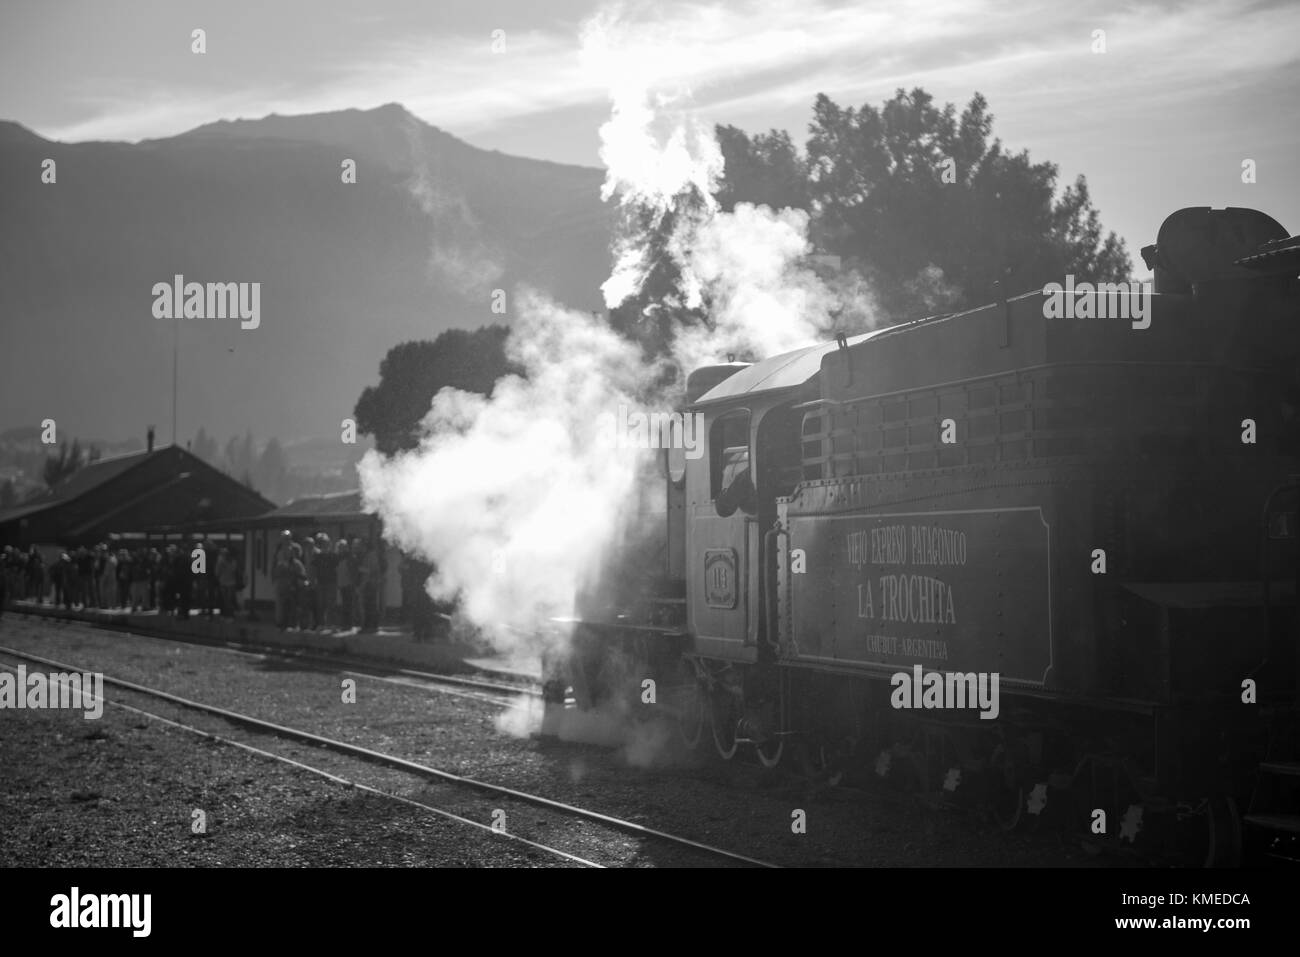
[131,548,151,611]
[159,545,176,614]
[194,539,213,617]
[215,547,238,618]
[314,533,336,629]
[358,540,381,634]
[287,543,307,631]
[299,536,320,631]
[271,529,294,569]
[58,550,70,608]
[272,536,295,630]
[172,544,191,619]
[26,547,45,603]
[97,545,116,610]
[336,539,356,632]
[115,548,131,609]
[74,546,95,609]
[148,548,163,611]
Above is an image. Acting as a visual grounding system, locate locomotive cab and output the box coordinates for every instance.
[685,338,873,663]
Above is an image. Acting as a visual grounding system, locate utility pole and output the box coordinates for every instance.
[172,317,179,446]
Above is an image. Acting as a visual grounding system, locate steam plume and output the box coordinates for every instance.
[361,4,873,669]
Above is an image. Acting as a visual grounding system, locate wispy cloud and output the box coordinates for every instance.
[30,0,1298,152]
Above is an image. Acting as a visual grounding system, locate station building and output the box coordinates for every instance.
[0,442,273,555]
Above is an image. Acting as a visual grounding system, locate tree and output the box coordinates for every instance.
[220,431,255,479]
[0,479,15,508]
[222,435,240,475]
[254,437,287,503]
[43,439,87,488]
[715,126,809,213]
[354,326,518,455]
[192,427,218,464]
[717,88,1132,321]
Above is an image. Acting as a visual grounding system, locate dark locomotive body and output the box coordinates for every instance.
[564,207,1300,864]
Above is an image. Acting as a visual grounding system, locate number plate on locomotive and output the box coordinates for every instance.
[704,548,738,609]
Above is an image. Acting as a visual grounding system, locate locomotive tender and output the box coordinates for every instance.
[562,207,1300,865]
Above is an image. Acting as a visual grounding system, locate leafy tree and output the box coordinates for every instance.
[42,439,88,488]
[718,88,1132,321]
[355,326,518,455]
[715,126,809,213]
[0,479,15,508]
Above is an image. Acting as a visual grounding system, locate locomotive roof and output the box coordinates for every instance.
[692,331,878,406]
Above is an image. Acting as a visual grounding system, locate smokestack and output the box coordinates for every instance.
[147,426,155,453]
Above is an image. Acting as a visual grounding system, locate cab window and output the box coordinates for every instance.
[711,410,751,500]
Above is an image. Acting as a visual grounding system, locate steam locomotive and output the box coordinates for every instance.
[557,206,1300,866]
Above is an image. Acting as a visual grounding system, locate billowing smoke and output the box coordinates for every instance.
[359,290,660,659]
[671,203,836,367]
[583,7,875,367]
[582,4,723,314]
[362,4,875,676]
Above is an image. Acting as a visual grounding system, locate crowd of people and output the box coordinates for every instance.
[1,530,435,638]
[0,541,245,618]
[268,530,386,634]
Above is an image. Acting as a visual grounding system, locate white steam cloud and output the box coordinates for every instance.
[582,6,872,367]
[361,3,876,673]
[671,203,834,367]
[359,289,659,656]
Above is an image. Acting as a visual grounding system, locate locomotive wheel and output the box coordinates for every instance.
[710,688,740,761]
[754,735,784,769]
[677,679,705,751]
[1181,797,1242,868]
[1204,798,1243,868]
[988,743,1029,832]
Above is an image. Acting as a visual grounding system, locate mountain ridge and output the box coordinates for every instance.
[0,104,615,447]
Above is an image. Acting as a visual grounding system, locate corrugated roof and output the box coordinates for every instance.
[277,490,364,516]
[692,332,878,406]
[240,488,369,527]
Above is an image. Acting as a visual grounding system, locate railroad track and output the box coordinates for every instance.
[0,645,778,869]
[0,657,597,866]
[10,609,539,707]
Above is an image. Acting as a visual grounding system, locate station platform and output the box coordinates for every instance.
[3,600,541,686]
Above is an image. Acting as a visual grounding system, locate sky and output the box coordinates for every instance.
[1,0,1298,268]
